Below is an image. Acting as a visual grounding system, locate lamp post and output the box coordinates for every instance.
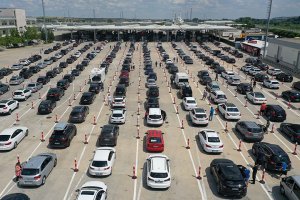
[42,0,48,43]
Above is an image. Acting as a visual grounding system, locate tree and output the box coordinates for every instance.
[23,27,39,40]
[41,29,55,43]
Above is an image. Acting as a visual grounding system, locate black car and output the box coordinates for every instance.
[68,106,89,123]
[0,83,10,95]
[114,84,126,96]
[46,70,57,78]
[37,76,50,85]
[178,84,192,99]
[119,77,129,87]
[145,97,159,109]
[49,123,77,148]
[63,74,75,83]
[146,86,159,98]
[66,57,75,64]
[214,66,226,74]
[46,88,65,101]
[89,83,102,94]
[76,64,85,71]
[29,66,40,74]
[237,83,253,94]
[38,100,56,114]
[292,81,300,91]
[53,67,63,74]
[0,68,13,76]
[280,123,300,143]
[210,159,247,198]
[197,70,210,78]
[256,63,268,70]
[59,62,68,68]
[80,92,96,105]
[56,79,70,90]
[264,104,286,122]
[98,124,119,146]
[281,90,300,102]
[276,73,293,82]
[199,76,212,85]
[168,65,178,74]
[254,73,269,82]
[50,56,58,62]
[205,58,214,65]
[71,69,81,76]
[226,58,236,64]
[19,68,33,79]
[252,142,291,171]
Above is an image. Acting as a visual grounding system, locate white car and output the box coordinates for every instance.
[0,126,28,151]
[246,92,267,104]
[182,97,197,111]
[241,65,253,73]
[0,99,19,114]
[198,129,223,153]
[111,96,126,108]
[248,67,261,76]
[146,154,171,189]
[13,89,32,100]
[110,108,126,124]
[147,108,164,126]
[76,181,107,200]
[88,147,116,176]
[267,68,282,76]
[210,90,227,104]
[26,82,43,93]
[166,59,173,64]
[221,71,235,80]
[54,53,62,59]
[146,79,157,88]
[11,64,24,70]
[189,108,208,126]
[263,79,280,89]
[227,76,241,85]
[217,102,241,120]
[19,59,30,66]
[74,51,81,58]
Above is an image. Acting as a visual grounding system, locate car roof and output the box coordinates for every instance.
[242,121,259,128]
[112,109,124,114]
[224,102,236,107]
[0,100,10,104]
[23,154,50,169]
[262,142,286,154]
[0,127,26,136]
[149,108,161,115]
[194,108,205,113]
[268,104,284,111]
[94,147,115,161]
[185,97,195,100]
[54,122,68,131]
[149,155,168,172]
[147,130,163,137]
[215,90,225,94]
[203,129,218,137]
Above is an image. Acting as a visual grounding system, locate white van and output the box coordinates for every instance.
[174,73,189,89]
[191,45,197,52]
[90,68,105,84]
[147,108,163,126]
[280,175,300,200]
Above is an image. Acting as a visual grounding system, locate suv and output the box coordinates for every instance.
[147,86,159,98]
[97,125,119,147]
[68,106,89,123]
[0,83,10,95]
[147,108,164,126]
[235,121,264,142]
[0,100,19,115]
[264,104,286,122]
[210,90,227,104]
[217,103,241,120]
[49,123,77,148]
[114,84,126,97]
[37,76,50,85]
[46,88,64,101]
[178,84,192,99]
[237,83,253,94]
[280,175,300,200]
[38,100,56,114]
[252,142,291,171]
[56,79,70,90]
[206,81,220,92]
[18,153,57,187]
[63,74,75,83]
[145,97,159,109]
[146,154,171,189]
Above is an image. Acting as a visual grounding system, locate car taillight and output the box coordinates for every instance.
[104,166,110,170]
[272,112,276,116]
[89,166,95,170]
[291,96,295,99]
[3,106,8,109]
[205,144,212,148]
[219,145,224,148]
[34,175,41,180]
[60,137,67,141]
[5,142,12,145]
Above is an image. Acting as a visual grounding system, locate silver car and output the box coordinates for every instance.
[26,82,43,93]
[19,153,57,187]
[235,121,264,142]
[227,75,241,85]
[37,62,47,69]
[9,76,24,85]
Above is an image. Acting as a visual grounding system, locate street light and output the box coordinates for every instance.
[42,0,48,43]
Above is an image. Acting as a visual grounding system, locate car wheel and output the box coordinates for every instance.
[8,110,12,115]
[25,129,29,136]
[14,142,18,149]
[280,185,285,195]
[54,159,57,167]
[67,140,71,147]
[42,176,46,185]
[16,103,19,109]
[252,147,256,156]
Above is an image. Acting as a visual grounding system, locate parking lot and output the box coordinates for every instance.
[0,40,299,200]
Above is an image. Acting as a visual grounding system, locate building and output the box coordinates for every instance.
[241,40,268,57]
[265,38,300,74]
[0,8,26,36]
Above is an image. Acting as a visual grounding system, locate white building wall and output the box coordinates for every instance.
[280,46,299,66]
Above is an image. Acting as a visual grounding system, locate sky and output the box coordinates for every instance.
[0,0,299,19]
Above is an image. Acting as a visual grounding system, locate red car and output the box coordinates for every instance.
[146,130,164,152]
[119,71,129,78]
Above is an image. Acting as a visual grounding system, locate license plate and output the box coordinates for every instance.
[96,172,102,176]
[54,142,60,144]
[212,150,219,152]
[155,180,163,183]
[0,144,4,146]
[84,100,87,101]
[232,188,238,191]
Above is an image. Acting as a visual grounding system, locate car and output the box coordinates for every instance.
[217,103,241,120]
[38,100,56,115]
[214,66,226,74]
[0,83,10,95]
[146,86,159,98]
[206,81,220,92]
[13,89,32,101]
[88,147,116,176]
[281,90,300,102]
[236,83,253,94]
[119,76,129,87]
[0,100,19,115]
[11,64,24,70]
[68,106,89,123]
[248,67,261,76]
[235,121,264,142]
[189,108,208,126]
[182,97,197,111]
[146,79,157,88]
[210,159,247,198]
[263,79,280,89]
[178,84,192,99]
[44,58,53,65]
[79,92,96,105]
[109,108,126,124]
[54,53,62,59]
[49,123,77,148]
[245,57,256,64]
[147,72,157,81]
[199,76,212,85]
[198,129,223,153]
[9,76,24,85]
[71,69,81,76]
[29,66,41,74]
[267,68,282,76]
[264,104,286,122]
[276,72,293,82]
[46,88,64,101]
[146,154,171,189]
[246,92,267,104]
[221,71,235,79]
[18,153,57,187]
[254,73,269,82]
[280,175,300,200]
[19,68,33,79]
[197,70,210,79]
[111,96,126,108]
[210,90,227,104]
[26,82,43,93]
[280,123,300,143]
[76,181,107,200]
[59,62,68,68]
[252,142,291,171]
[0,193,30,200]
[89,83,102,94]
[63,74,75,83]
[97,125,119,146]
[37,76,50,85]
[241,65,253,73]
[19,59,30,66]
[146,130,164,152]
[0,126,28,151]
[75,64,85,71]
[37,62,47,69]
[114,84,126,97]
[168,65,178,74]
[146,108,164,126]
[145,97,159,109]
[226,75,240,85]
[46,70,56,78]
[292,81,300,91]
[56,79,70,90]
[0,68,13,76]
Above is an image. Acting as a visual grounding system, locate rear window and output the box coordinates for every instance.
[248,127,262,133]
[217,95,226,99]
[149,115,161,119]
[0,135,10,141]
[227,107,238,112]
[92,161,108,167]
[149,137,162,143]
[27,84,36,87]
[195,114,206,118]
[92,76,101,82]
[112,113,123,117]
[187,100,196,104]
[150,172,168,178]
[14,92,23,95]
[178,79,188,83]
[21,168,39,175]
[0,105,6,108]
[208,137,220,143]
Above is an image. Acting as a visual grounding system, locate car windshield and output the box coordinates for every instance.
[255,93,265,98]
[179,79,188,83]
[92,76,101,82]
[227,107,239,112]
[217,95,226,98]
[149,137,161,143]
[52,130,65,137]
[21,168,39,175]
[14,92,23,95]
[149,115,161,119]
[0,135,10,141]
[248,127,262,133]
[92,161,108,167]
[272,155,290,163]
[208,137,220,143]
[212,85,219,89]
[150,172,168,178]
[114,98,123,102]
